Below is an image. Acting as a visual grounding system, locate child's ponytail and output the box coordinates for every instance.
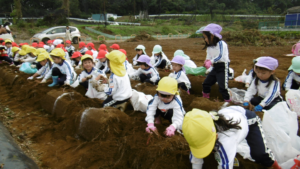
[209,111,241,134]
[47,59,52,68]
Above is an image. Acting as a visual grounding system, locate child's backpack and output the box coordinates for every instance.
[292,42,300,56]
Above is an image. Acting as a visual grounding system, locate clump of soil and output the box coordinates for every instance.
[126,33,158,42]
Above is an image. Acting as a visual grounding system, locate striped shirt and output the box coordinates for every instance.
[206,41,230,64]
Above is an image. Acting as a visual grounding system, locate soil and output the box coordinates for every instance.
[126,33,158,42]
[0,38,294,169]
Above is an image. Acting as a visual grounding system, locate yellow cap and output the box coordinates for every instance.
[19,45,29,56]
[81,54,93,62]
[50,48,65,60]
[12,47,20,54]
[182,109,217,159]
[5,39,12,44]
[105,50,126,77]
[36,52,50,62]
[156,77,179,95]
[26,46,37,56]
[36,48,47,55]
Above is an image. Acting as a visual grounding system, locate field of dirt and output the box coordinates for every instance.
[0,37,295,169]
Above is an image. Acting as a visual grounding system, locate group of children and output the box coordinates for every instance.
[0,23,293,169]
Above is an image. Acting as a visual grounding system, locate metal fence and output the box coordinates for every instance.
[259,20,300,31]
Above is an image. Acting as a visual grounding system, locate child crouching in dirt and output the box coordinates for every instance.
[27,52,52,80]
[243,57,282,111]
[130,55,160,85]
[182,107,281,169]
[96,50,110,73]
[145,77,186,137]
[92,50,132,109]
[169,55,191,93]
[151,45,171,70]
[65,40,75,57]
[201,23,231,102]
[283,56,300,91]
[78,42,88,55]
[133,45,147,66]
[41,48,77,87]
[71,51,82,68]
[245,57,261,88]
[78,54,107,100]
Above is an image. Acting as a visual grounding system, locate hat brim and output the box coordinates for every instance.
[255,63,273,70]
[188,133,216,159]
[289,65,300,73]
[171,60,184,66]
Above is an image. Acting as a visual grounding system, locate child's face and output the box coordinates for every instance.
[111,48,116,51]
[75,57,81,62]
[158,92,174,103]
[5,43,12,48]
[136,49,143,55]
[255,67,274,81]
[29,53,35,57]
[172,63,182,72]
[39,59,48,66]
[154,53,160,56]
[66,43,71,47]
[100,58,106,62]
[51,56,63,64]
[87,46,92,50]
[82,59,94,71]
[139,64,148,70]
[203,33,214,45]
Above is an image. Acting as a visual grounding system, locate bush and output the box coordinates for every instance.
[35,19,47,27]
[17,20,26,28]
[189,33,202,38]
[161,26,171,35]
[241,20,259,30]
[108,17,114,21]
[28,29,36,36]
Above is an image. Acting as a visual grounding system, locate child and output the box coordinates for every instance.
[21,46,37,63]
[245,57,261,88]
[0,43,13,64]
[27,52,52,80]
[5,39,12,58]
[151,45,171,69]
[168,55,191,92]
[174,50,197,68]
[130,55,160,85]
[78,54,107,100]
[93,50,132,108]
[119,49,133,72]
[65,40,75,57]
[96,50,110,73]
[14,45,28,65]
[283,56,300,90]
[201,23,231,102]
[71,51,82,68]
[183,107,281,169]
[243,57,282,111]
[133,45,146,66]
[11,47,20,65]
[98,44,108,53]
[86,42,98,60]
[41,48,77,87]
[110,44,120,51]
[145,77,185,137]
[56,44,70,62]
[78,42,88,55]
[45,40,54,53]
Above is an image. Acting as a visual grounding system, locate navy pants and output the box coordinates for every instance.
[156,59,167,69]
[283,79,299,90]
[80,81,89,90]
[202,62,230,100]
[245,109,275,167]
[0,56,13,64]
[52,67,67,86]
[103,96,130,108]
[250,96,282,110]
[178,82,188,91]
[154,108,173,123]
[139,74,159,85]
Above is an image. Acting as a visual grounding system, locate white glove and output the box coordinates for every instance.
[64,80,70,86]
[40,79,47,83]
[31,64,36,68]
[27,76,34,80]
[36,76,44,79]
[205,69,211,75]
[86,75,93,79]
[96,84,106,92]
[245,83,250,88]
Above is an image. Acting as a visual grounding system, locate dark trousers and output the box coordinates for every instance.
[154,108,173,123]
[80,81,89,90]
[202,62,230,100]
[0,56,13,64]
[103,96,130,108]
[178,82,188,91]
[156,59,167,69]
[13,61,21,65]
[250,96,282,110]
[52,67,67,86]
[283,79,299,90]
[31,62,42,70]
[245,109,275,167]
[139,74,158,85]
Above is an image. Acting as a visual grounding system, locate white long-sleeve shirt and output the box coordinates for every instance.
[21,56,36,63]
[6,47,12,58]
[244,78,281,107]
[104,72,132,101]
[45,45,54,53]
[36,62,52,76]
[206,41,230,64]
[65,45,75,54]
[168,70,191,90]
[44,60,76,82]
[283,71,300,90]
[133,54,141,66]
[91,49,98,61]
[132,67,160,83]
[245,69,255,84]
[190,106,248,169]
[79,47,88,55]
[150,53,170,68]
[96,60,110,73]
[145,94,185,130]
[14,53,22,62]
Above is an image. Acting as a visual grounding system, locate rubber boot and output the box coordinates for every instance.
[202,92,210,99]
[48,76,59,87]
[271,161,282,169]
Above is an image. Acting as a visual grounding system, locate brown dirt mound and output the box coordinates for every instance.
[126,33,158,42]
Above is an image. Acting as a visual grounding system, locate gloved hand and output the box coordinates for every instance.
[36,76,44,79]
[96,84,106,92]
[90,79,98,88]
[146,123,157,134]
[30,64,36,68]
[27,76,34,80]
[64,80,70,86]
[86,75,93,79]
[243,102,249,106]
[204,60,212,69]
[75,66,80,70]
[40,79,47,83]
[245,83,250,88]
[165,125,176,137]
[205,69,211,75]
[254,105,263,112]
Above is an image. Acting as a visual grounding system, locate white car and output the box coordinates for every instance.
[32,26,81,44]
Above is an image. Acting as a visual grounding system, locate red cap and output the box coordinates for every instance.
[87,43,96,50]
[38,44,44,48]
[39,42,45,45]
[99,44,107,51]
[79,42,86,48]
[2,42,5,45]
[71,51,82,59]
[0,38,3,41]
[66,40,71,44]
[47,40,52,44]
[19,43,23,47]
[119,49,128,60]
[32,42,38,47]
[85,50,93,56]
[97,50,107,59]
[110,44,120,50]
[23,43,28,45]
[12,42,18,47]
[56,44,67,52]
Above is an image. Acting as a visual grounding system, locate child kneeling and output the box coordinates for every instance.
[169,55,191,92]
[27,52,52,80]
[41,48,77,87]
[79,54,107,100]
[145,77,186,137]
[130,55,160,85]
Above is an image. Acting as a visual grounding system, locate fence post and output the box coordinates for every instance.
[130,34,136,38]
[168,33,173,38]
[178,33,182,37]
[97,35,105,41]
[187,33,191,37]
[115,35,122,40]
[156,34,162,39]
